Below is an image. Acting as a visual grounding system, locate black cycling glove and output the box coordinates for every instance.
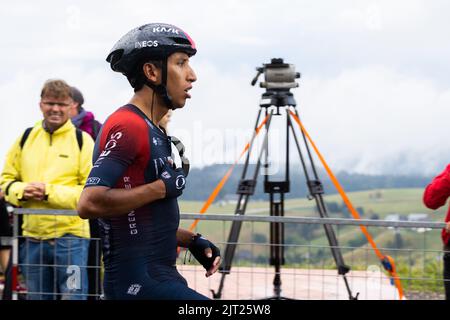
[188,233,221,271]
[158,162,186,199]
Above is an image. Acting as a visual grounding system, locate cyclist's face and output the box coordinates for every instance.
[39,95,72,131]
[166,52,197,109]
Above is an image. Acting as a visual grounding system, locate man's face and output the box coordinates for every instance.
[39,95,73,131]
[166,52,197,109]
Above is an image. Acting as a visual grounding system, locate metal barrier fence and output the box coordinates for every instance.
[4,208,448,300]
[179,213,448,300]
[9,209,101,300]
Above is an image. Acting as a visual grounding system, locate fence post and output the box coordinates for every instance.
[11,210,19,300]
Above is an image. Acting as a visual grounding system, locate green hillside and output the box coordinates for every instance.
[178,188,447,293]
[178,188,446,246]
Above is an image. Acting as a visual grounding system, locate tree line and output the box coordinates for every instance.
[181,164,432,201]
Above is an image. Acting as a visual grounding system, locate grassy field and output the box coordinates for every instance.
[178,188,448,294]
[180,188,447,218]
[178,188,446,247]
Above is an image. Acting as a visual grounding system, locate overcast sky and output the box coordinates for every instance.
[1,0,449,175]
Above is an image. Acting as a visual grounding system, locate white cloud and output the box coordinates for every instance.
[299,65,450,174]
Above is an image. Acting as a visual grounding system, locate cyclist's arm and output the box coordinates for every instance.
[176,228,196,247]
[77,115,159,218]
[78,181,165,218]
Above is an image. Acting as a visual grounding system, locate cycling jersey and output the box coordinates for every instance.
[85,104,206,299]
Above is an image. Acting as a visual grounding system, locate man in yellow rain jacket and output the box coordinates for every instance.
[0,79,94,300]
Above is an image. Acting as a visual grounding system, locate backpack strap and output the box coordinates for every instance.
[20,127,83,150]
[75,128,83,150]
[20,127,33,149]
[91,120,102,140]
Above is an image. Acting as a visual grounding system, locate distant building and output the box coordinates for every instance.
[408,213,431,233]
[385,214,401,230]
[385,214,400,221]
[220,194,239,205]
[407,213,430,222]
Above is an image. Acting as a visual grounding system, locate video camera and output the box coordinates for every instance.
[251,58,300,90]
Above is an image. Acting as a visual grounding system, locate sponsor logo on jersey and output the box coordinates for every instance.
[161,171,171,179]
[152,137,164,146]
[175,175,186,189]
[127,284,142,296]
[99,131,123,158]
[153,156,174,175]
[128,211,138,235]
[86,177,101,185]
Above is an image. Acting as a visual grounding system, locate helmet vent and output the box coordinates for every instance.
[171,37,191,46]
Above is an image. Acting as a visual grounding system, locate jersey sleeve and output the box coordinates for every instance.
[85,113,147,188]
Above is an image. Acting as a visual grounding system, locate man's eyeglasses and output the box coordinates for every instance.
[41,101,72,107]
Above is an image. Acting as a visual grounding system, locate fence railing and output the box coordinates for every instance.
[3,208,448,300]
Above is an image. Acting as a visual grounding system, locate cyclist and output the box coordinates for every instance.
[77,23,221,300]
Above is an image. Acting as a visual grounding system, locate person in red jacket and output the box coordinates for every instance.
[423,164,450,300]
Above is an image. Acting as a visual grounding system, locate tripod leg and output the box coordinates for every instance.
[213,111,274,299]
[219,195,250,275]
[287,109,356,300]
[213,194,249,299]
[314,194,350,275]
[218,109,266,274]
[270,196,283,299]
[269,195,284,266]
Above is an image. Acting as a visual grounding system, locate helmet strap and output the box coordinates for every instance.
[145,57,175,110]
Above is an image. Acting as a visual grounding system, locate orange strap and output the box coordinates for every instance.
[289,110,404,300]
[187,114,270,231]
[177,115,269,256]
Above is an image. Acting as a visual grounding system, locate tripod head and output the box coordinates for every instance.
[251,58,301,110]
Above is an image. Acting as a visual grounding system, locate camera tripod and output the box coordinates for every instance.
[211,88,358,300]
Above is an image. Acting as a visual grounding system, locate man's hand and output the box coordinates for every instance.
[0,189,4,200]
[158,162,186,199]
[188,234,221,277]
[23,182,46,201]
[446,222,450,234]
[205,251,221,277]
